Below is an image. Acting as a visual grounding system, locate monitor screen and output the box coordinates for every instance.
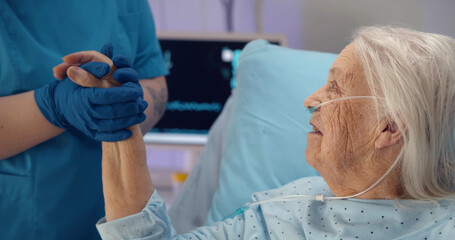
[145,32,287,145]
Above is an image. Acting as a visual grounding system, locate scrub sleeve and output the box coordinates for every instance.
[0,0,168,239]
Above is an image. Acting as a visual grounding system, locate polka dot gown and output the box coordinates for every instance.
[97,177,455,239]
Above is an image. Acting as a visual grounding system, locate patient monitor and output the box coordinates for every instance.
[144,32,287,145]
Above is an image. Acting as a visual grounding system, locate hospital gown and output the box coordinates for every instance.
[96,177,455,239]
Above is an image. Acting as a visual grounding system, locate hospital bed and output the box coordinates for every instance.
[167,39,338,233]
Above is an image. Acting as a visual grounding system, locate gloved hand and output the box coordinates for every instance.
[35,47,147,142]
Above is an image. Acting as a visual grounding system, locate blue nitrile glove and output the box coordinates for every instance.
[35,58,147,142]
[100,43,143,104]
[100,43,133,70]
[81,56,146,139]
[100,43,114,59]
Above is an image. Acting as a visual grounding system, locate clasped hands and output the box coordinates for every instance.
[42,45,151,221]
[35,44,146,141]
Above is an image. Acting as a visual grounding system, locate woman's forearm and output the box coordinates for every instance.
[0,91,64,159]
[59,50,155,221]
[102,125,154,221]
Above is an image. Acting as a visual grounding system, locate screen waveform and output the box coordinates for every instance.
[166,100,222,113]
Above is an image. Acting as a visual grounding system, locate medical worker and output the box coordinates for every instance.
[0,0,168,239]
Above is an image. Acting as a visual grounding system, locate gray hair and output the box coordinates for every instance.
[353,26,455,200]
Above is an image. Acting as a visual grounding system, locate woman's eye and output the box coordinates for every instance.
[330,82,337,90]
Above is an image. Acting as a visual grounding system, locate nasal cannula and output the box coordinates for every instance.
[306,96,380,114]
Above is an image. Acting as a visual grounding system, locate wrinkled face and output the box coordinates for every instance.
[304,44,382,184]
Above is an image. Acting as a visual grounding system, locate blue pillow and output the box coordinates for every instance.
[206,39,338,224]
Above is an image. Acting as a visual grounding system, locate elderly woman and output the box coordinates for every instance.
[61,26,455,239]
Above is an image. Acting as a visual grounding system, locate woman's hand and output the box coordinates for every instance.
[59,50,154,221]
[54,50,119,88]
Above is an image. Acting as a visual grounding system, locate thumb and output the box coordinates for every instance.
[67,66,104,88]
[100,43,114,59]
[67,66,122,88]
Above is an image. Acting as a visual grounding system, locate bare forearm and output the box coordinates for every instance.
[0,91,64,159]
[102,77,165,221]
[102,125,153,221]
[139,76,167,134]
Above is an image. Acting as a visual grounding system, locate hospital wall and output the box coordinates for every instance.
[148,0,455,53]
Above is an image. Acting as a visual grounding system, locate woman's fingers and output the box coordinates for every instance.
[62,50,113,66]
[67,66,120,88]
[53,62,75,80]
[54,51,114,80]
[67,66,102,88]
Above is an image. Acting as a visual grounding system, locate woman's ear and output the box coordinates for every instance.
[375,120,404,149]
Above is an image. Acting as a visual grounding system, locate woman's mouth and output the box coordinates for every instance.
[310,124,323,136]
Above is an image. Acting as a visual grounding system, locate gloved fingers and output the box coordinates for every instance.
[112,55,132,68]
[94,113,146,132]
[88,84,143,104]
[91,99,148,120]
[122,82,144,98]
[100,43,113,59]
[113,68,139,83]
[93,129,133,142]
[80,62,111,78]
[62,51,113,68]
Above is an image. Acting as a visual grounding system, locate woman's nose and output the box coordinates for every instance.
[304,89,323,109]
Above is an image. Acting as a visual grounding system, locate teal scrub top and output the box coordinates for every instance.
[0,0,168,239]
